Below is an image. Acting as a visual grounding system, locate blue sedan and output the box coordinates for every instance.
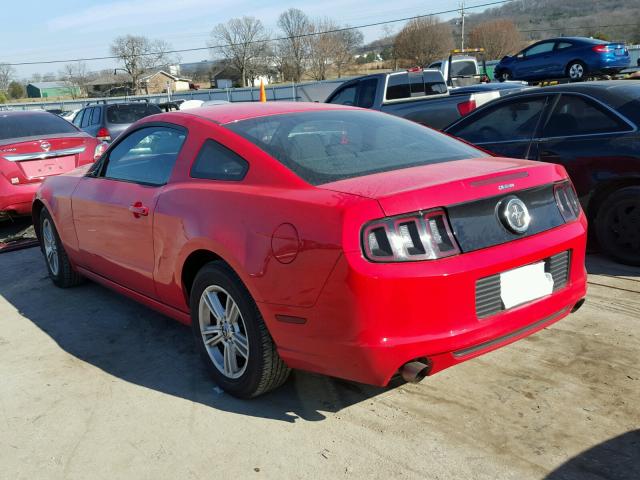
[495,37,630,82]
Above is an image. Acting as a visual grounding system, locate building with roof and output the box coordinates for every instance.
[26,81,81,99]
[139,70,192,94]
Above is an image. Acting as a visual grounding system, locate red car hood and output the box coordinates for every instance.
[318,157,569,216]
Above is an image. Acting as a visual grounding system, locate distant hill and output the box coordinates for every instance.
[466,0,640,44]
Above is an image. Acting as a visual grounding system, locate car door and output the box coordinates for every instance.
[531,93,636,200]
[72,124,187,298]
[551,41,575,77]
[445,95,551,159]
[513,42,556,79]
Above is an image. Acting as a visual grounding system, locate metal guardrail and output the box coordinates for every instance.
[1,78,349,112]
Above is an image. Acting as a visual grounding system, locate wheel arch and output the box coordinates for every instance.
[565,59,587,74]
[587,177,640,221]
[31,199,45,243]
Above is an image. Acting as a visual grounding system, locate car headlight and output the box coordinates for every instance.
[362,209,460,262]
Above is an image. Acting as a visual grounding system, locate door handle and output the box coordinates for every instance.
[129,202,149,218]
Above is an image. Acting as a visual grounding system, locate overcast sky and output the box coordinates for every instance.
[3,0,480,78]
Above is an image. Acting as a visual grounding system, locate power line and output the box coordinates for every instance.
[2,0,513,67]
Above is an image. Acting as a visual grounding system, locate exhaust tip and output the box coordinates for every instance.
[400,360,431,384]
[571,298,586,313]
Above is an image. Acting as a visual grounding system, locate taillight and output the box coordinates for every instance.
[362,209,460,262]
[93,141,108,160]
[96,127,111,142]
[554,181,581,222]
[592,45,610,53]
[457,99,477,116]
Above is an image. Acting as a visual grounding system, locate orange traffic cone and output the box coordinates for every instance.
[259,79,267,102]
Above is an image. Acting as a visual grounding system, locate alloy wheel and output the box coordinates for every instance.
[608,200,639,252]
[42,218,59,276]
[198,285,249,379]
[569,63,584,79]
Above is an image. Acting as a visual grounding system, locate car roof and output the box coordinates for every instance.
[493,81,640,106]
[183,101,359,124]
[0,110,56,116]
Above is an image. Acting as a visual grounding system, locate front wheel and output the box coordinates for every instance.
[190,262,290,398]
[594,186,640,266]
[39,209,83,288]
[566,61,587,81]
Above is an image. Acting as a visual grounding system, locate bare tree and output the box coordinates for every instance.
[277,8,312,82]
[0,64,14,92]
[110,35,173,94]
[394,17,454,67]
[307,18,338,81]
[60,62,89,98]
[210,16,269,87]
[468,20,523,59]
[331,28,363,77]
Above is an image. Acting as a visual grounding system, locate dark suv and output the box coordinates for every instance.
[72,102,162,142]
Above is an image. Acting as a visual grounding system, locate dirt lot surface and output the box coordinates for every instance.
[0,248,638,480]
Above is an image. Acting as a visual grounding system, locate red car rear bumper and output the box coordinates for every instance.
[262,216,587,386]
[0,175,39,216]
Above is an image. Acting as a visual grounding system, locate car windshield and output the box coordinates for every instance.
[106,104,161,124]
[0,112,78,141]
[225,110,484,185]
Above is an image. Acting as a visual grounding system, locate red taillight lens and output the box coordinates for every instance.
[592,45,610,53]
[362,209,460,262]
[554,181,581,222]
[457,99,477,116]
[96,127,111,142]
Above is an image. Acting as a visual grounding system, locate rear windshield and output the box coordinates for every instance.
[451,60,477,77]
[0,112,78,141]
[385,71,447,101]
[106,104,161,124]
[225,110,483,185]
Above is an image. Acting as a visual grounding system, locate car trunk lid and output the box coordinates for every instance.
[317,157,568,217]
[0,134,96,185]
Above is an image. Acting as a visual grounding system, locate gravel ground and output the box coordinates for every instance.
[0,248,638,480]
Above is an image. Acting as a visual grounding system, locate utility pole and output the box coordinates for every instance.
[459,0,465,50]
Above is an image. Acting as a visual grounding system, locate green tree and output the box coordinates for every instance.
[7,81,25,99]
[0,91,7,103]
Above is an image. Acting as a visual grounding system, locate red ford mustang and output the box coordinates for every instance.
[0,110,101,219]
[34,102,587,398]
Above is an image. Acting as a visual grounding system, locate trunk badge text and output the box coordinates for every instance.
[498,183,515,190]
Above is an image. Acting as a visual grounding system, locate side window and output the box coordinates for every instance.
[356,78,377,108]
[451,97,547,144]
[103,126,186,185]
[386,73,410,100]
[556,42,573,50]
[90,107,101,125]
[191,139,248,181]
[72,109,85,127]
[81,107,93,128]
[328,84,357,106]
[542,95,631,137]
[524,42,555,57]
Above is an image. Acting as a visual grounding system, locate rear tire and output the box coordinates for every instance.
[594,186,640,266]
[566,61,587,81]
[39,209,84,288]
[190,261,290,398]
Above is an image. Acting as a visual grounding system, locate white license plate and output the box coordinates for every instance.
[500,262,554,310]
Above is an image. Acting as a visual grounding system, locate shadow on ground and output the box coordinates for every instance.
[0,249,393,423]
[545,429,640,480]
[586,254,640,278]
